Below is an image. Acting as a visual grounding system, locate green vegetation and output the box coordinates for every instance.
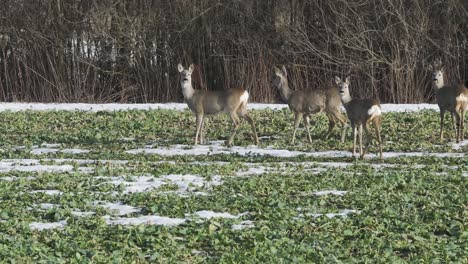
[0,109,466,263]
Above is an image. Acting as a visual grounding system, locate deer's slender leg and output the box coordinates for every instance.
[199,116,205,144]
[452,111,461,143]
[227,112,241,146]
[239,108,259,145]
[439,110,445,141]
[304,114,313,143]
[291,112,303,145]
[351,122,357,158]
[324,115,336,140]
[359,123,364,159]
[362,122,372,157]
[461,108,465,141]
[194,113,204,145]
[334,113,347,143]
[451,113,456,131]
[374,118,383,161]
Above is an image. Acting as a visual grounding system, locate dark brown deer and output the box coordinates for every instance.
[335,76,383,160]
[428,62,468,142]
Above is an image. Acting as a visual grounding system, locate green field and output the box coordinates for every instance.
[0,108,466,263]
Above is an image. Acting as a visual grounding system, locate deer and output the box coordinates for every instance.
[335,76,383,160]
[272,65,346,145]
[428,62,468,143]
[177,63,259,146]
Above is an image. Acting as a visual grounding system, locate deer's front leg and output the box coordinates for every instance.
[199,116,206,144]
[194,113,203,145]
[439,110,445,141]
[351,123,357,158]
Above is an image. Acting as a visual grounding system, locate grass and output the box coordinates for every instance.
[0,108,466,263]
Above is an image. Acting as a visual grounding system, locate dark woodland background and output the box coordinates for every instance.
[0,0,467,103]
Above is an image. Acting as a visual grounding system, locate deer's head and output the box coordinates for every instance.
[177,63,194,85]
[335,76,352,103]
[428,63,445,89]
[272,65,288,90]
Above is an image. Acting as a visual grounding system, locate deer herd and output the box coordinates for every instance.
[178,62,468,161]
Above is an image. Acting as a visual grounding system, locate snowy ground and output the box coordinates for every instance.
[0,103,465,234]
[0,102,439,112]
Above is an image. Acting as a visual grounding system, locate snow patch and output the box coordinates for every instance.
[191,210,248,219]
[232,220,255,230]
[297,209,358,219]
[451,140,468,150]
[103,174,222,194]
[309,190,348,196]
[0,161,74,173]
[126,142,466,158]
[97,202,140,216]
[0,102,439,112]
[30,220,67,231]
[31,190,63,195]
[104,215,186,226]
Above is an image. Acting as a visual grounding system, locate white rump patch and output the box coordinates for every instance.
[240,91,249,106]
[456,93,468,103]
[367,105,382,117]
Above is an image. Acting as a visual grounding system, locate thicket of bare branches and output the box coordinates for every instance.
[0,0,467,103]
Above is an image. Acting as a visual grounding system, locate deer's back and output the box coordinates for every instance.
[189,88,246,115]
[344,98,381,124]
[289,90,326,114]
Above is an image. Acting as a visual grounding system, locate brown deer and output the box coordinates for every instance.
[177,63,259,146]
[428,62,468,142]
[335,76,383,160]
[272,65,346,144]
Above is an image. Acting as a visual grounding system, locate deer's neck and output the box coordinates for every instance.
[279,80,292,102]
[434,76,444,89]
[181,81,195,99]
[340,92,353,105]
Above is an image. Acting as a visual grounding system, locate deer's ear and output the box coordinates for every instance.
[273,66,282,76]
[440,65,445,72]
[427,64,433,71]
[345,76,350,85]
[281,65,288,76]
[188,64,194,73]
[334,76,341,85]
[177,64,184,73]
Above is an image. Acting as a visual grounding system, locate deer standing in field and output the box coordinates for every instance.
[178,63,259,146]
[335,76,383,160]
[272,66,346,144]
[428,62,468,143]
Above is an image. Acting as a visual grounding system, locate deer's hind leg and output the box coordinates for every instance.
[351,122,357,158]
[238,106,259,145]
[333,111,347,143]
[226,112,241,146]
[291,112,303,145]
[373,117,383,161]
[358,123,364,159]
[452,111,461,143]
[461,106,466,141]
[324,115,336,140]
[304,114,313,143]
